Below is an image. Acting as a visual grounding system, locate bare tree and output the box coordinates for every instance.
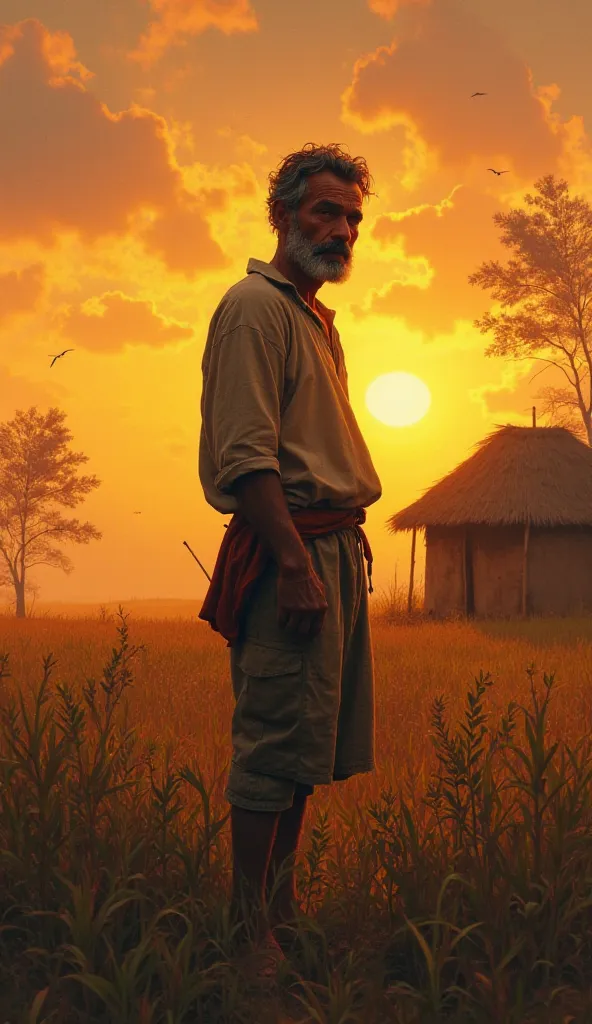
[469,174,592,443]
[0,577,40,618]
[0,406,102,617]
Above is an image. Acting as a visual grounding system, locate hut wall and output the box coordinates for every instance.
[423,523,592,618]
[424,525,464,616]
[470,524,524,617]
[528,526,592,615]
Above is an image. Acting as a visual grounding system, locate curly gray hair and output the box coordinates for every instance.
[266,142,376,234]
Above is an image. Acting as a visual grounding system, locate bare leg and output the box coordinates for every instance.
[265,792,308,925]
[229,805,280,945]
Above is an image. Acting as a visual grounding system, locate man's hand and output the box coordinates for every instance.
[231,469,329,640]
[277,560,328,640]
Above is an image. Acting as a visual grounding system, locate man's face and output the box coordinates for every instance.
[279,170,364,285]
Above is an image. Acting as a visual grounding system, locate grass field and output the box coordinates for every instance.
[1,594,592,1022]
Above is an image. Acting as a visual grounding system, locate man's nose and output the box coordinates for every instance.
[329,224,354,254]
[332,217,353,240]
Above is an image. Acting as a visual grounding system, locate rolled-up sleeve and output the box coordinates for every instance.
[201,325,285,495]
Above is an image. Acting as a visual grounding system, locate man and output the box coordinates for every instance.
[198,142,382,978]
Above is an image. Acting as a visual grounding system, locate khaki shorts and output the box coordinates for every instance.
[225,526,375,812]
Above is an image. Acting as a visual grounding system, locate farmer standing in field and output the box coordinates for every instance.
[198,142,382,978]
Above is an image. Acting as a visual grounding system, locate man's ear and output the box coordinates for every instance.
[272,199,290,234]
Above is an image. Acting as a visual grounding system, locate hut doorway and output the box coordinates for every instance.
[464,528,475,617]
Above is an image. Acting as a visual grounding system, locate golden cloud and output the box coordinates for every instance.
[352,185,505,334]
[0,264,45,325]
[474,374,535,418]
[342,0,562,183]
[217,127,269,161]
[472,362,574,425]
[53,292,194,354]
[182,159,258,201]
[368,0,431,17]
[0,20,231,274]
[139,195,231,275]
[128,0,259,69]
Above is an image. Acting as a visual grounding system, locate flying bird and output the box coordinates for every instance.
[48,349,74,368]
[133,511,142,515]
[488,168,508,176]
[471,91,487,97]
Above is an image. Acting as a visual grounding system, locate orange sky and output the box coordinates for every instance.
[1,0,591,605]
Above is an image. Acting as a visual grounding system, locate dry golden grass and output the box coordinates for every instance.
[3,603,592,1021]
[2,606,592,862]
[0,597,204,620]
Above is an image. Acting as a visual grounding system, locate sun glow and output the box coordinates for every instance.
[365,372,432,427]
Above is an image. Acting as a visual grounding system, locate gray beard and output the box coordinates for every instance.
[283,214,353,284]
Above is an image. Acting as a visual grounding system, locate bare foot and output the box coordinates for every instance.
[234,929,287,985]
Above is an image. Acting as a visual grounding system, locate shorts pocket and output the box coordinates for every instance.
[237,642,303,678]
[236,641,304,740]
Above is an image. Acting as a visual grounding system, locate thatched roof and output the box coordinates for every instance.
[388,425,592,533]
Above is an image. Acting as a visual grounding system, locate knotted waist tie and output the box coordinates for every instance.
[351,507,374,594]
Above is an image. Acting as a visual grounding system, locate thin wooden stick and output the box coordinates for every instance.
[183,540,212,582]
[407,527,417,614]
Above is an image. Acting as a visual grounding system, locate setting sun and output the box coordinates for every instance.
[365,372,432,427]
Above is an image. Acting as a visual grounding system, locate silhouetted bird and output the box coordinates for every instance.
[488,168,508,175]
[471,91,487,97]
[133,511,142,515]
[48,349,74,367]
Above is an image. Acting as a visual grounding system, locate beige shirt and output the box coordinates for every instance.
[199,258,382,514]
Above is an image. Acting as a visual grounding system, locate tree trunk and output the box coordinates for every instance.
[15,579,25,618]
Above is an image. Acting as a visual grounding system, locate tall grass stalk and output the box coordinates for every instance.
[1,611,592,1021]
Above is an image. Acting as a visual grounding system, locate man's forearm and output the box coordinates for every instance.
[230,469,310,573]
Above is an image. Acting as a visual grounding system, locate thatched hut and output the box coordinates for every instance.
[387,425,592,618]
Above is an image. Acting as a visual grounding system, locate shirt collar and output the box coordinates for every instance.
[246,257,336,329]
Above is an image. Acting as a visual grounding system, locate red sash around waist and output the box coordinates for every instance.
[198,506,374,648]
